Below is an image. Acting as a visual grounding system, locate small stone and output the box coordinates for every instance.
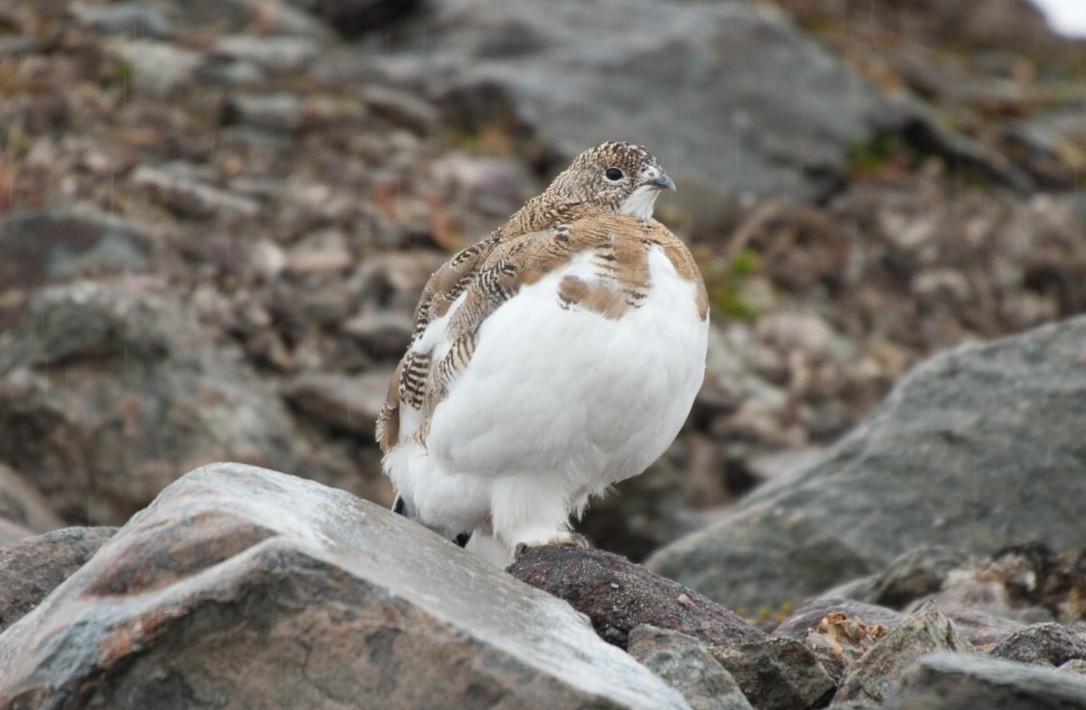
[131,165,259,218]
[628,625,753,710]
[711,637,836,710]
[0,518,34,546]
[344,311,415,358]
[0,526,117,634]
[871,545,975,609]
[287,229,354,274]
[0,207,151,291]
[834,600,973,705]
[223,93,304,134]
[0,463,63,534]
[110,40,202,97]
[281,371,393,435]
[211,35,320,76]
[991,623,1086,667]
[249,239,288,281]
[71,2,173,39]
[431,152,536,217]
[364,86,439,134]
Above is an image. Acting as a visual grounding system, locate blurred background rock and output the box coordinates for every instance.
[0,0,1083,589]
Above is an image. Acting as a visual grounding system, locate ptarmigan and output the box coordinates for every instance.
[376,142,709,556]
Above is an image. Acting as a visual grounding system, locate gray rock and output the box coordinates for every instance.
[363,85,439,134]
[507,547,831,709]
[942,607,1026,649]
[0,518,33,546]
[0,464,686,709]
[0,464,63,535]
[0,207,150,293]
[647,316,1086,611]
[430,152,536,218]
[775,596,1023,663]
[835,600,973,705]
[0,526,116,634]
[281,370,391,435]
[131,164,260,218]
[70,2,173,39]
[223,93,304,134]
[711,637,835,710]
[343,311,415,358]
[0,281,308,524]
[884,652,1086,710]
[628,625,753,710]
[868,545,975,609]
[991,623,1086,667]
[110,40,203,98]
[210,35,321,76]
[1004,110,1086,189]
[383,0,899,225]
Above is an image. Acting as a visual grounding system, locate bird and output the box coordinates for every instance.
[376,141,709,557]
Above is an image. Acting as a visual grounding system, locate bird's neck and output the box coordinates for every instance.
[491,196,597,242]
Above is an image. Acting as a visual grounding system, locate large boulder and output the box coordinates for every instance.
[0,281,347,524]
[508,546,833,709]
[647,316,1086,611]
[0,463,686,709]
[378,0,898,221]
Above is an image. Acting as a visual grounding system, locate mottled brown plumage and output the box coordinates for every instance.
[376,141,708,554]
[377,142,689,452]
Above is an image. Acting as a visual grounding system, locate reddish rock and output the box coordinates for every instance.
[0,464,684,709]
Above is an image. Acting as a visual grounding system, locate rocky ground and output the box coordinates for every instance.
[1,0,1085,707]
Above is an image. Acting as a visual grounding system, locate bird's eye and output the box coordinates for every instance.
[604,167,624,181]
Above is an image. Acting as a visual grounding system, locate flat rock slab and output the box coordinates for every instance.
[0,463,685,709]
[648,316,1086,611]
[884,651,1086,709]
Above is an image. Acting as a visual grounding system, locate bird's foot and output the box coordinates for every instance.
[513,532,590,558]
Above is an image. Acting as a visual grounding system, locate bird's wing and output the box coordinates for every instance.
[375,213,707,452]
[376,237,496,451]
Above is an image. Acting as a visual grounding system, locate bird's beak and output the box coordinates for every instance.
[646,174,676,191]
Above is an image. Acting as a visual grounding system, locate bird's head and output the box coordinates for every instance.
[546,141,676,219]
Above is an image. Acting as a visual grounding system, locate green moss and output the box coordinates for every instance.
[847,132,902,176]
[730,247,761,277]
[111,60,135,85]
[700,248,763,321]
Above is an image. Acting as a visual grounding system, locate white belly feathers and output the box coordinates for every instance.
[418,245,706,503]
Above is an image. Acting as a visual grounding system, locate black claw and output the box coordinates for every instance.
[392,496,406,516]
[454,532,471,548]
